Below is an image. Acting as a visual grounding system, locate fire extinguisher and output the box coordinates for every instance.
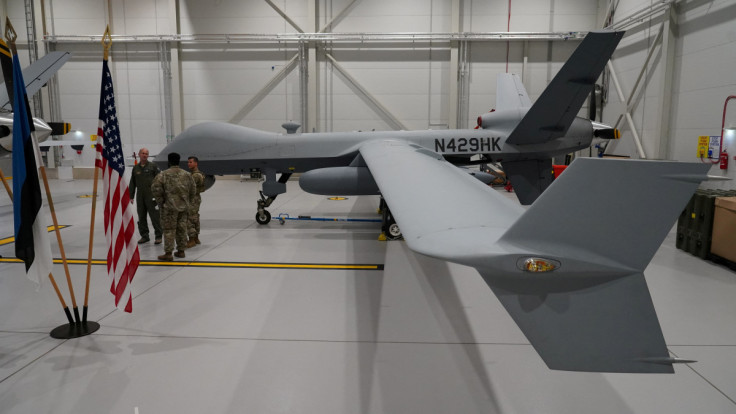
[720,149,728,170]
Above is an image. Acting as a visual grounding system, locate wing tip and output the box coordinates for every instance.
[545,359,676,374]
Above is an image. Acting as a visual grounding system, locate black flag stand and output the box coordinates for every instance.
[50,318,100,339]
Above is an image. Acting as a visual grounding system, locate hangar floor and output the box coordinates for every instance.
[0,177,735,414]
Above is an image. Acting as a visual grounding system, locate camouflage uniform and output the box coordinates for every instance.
[188,167,205,238]
[151,166,196,253]
[129,161,162,240]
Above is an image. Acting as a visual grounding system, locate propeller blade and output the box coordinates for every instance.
[0,39,14,111]
[588,85,597,121]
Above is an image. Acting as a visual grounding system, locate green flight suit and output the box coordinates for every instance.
[129,161,162,240]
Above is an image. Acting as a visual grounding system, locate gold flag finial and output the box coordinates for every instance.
[102,25,112,60]
[4,18,17,54]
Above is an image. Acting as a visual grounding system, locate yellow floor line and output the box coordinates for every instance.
[0,225,69,246]
[0,257,384,271]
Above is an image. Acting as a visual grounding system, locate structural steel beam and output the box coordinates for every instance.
[325,53,407,131]
[626,23,664,109]
[307,0,319,132]
[318,0,361,33]
[45,31,587,45]
[657,6,677,160]
[168,0,183,136]
[229,54,299,124]
[265,0,305,33]
[608,60,647,159]
[448,0,461,129]
[606,0,675,31]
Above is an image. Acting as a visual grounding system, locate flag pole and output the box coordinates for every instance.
[5,20,87,333]
[3,167,74,323]
[3,19,76,328]
[0,120,73,327]
[81,28,111,323]
[82,142,99,323]
[0,167,12,201]
[37,165,81,319]
[97,25,140,314]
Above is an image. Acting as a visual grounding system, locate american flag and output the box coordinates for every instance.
[95,59,139,313]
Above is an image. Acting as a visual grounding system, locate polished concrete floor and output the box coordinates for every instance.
[0,177,735,414]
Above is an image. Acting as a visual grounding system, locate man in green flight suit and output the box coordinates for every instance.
[186,156,205,248]
[152,152,196,261]
[129,147,162,244]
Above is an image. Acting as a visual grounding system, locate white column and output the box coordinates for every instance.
[448,0,462,129]
[168,0,183,137]
[307,1,319,132]
[657,6,677,160]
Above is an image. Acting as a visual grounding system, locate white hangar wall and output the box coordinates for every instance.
[5,0,173,167]
[672,0,736,188]
[3,0,735,180]
[600,0,736,188]
[7,0,599,165]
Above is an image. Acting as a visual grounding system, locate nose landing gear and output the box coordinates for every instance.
[254,171,292,225]
[256,192,274,224]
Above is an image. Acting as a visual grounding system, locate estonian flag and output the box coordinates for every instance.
[11,51,52,288]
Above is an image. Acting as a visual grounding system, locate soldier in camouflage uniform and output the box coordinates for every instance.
[129,148,162,244]
[186,156,205,248]
[151,152,196,261]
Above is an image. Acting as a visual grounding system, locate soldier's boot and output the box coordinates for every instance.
[194,236,201,245]
[186,238,196,248]
[158,252,173,261]
[174,250,186,258]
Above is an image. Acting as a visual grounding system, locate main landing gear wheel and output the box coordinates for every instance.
[387,223,402,240]
[256,210,271,224]
[380,197,403,240]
